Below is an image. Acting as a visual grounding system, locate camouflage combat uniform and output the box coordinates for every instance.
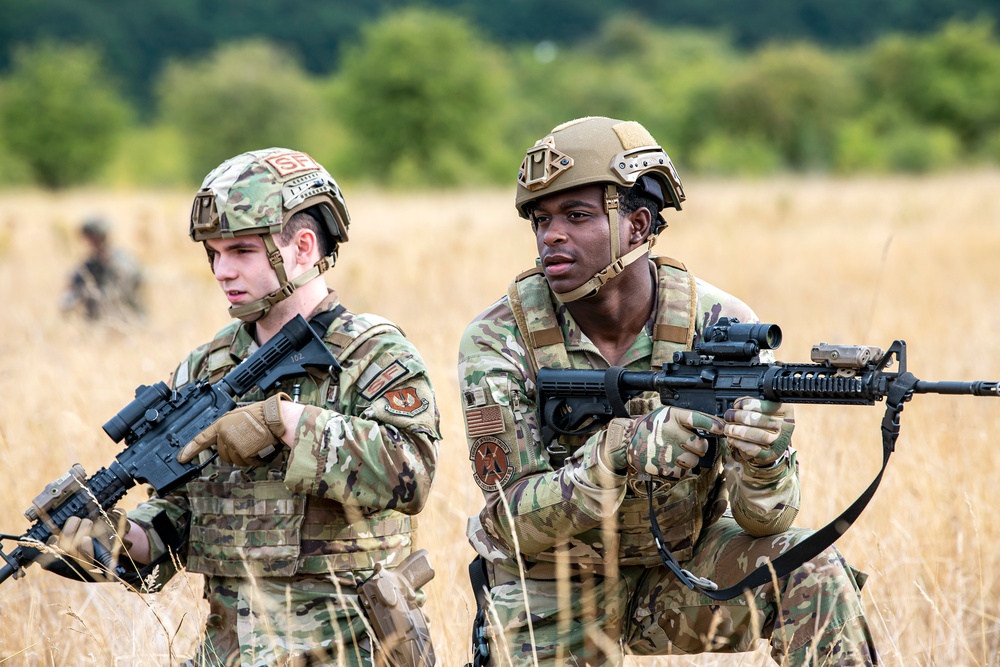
[63,247,144,320]
[459,258,875,666]
[129,292,440,666]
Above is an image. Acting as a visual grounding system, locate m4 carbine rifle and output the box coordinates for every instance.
[0,314,340,585]
[536,317,998,599]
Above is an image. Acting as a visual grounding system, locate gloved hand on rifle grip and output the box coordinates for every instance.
[41,508,131,582]
[178,392,290,467]
[627,406,725,482]
[724,398,795,468]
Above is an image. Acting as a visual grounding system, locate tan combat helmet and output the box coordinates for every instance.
[190,148,350,322]
[516,116,685,302]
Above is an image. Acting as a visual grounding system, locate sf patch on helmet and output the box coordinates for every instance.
[470,436,514,492]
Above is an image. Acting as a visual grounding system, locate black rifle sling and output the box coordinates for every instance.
[604,366,630,418]
[650,371,918,601]
[309,304,346,342]
[467,556,492,667]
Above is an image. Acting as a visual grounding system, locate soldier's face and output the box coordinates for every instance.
[530,185,624,295]
[205,236,284,308]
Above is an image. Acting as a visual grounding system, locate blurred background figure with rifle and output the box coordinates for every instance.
[60,216,145,322]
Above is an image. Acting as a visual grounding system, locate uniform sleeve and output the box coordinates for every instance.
[723,449,800,536]
[694,278,801,535]
[459,307,627,559]
[126,490,191,588]
[283,329,440,515]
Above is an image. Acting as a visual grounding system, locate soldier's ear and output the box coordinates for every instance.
[292,227,320,264]
[627,207,653,245]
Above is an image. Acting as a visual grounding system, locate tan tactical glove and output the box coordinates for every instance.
[178,392,290,466]
[627,406,725,483]
[724,398,795,468]
[42,508,131,582]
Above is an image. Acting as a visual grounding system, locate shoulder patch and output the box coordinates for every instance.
[470,436,514,492]
[463,386,488,408]
[464,405,505,437]
[359,360,411,400]
[382,386,429,416]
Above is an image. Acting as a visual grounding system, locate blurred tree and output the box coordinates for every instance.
[706,43,859,169]
[864,19,1000,152]
[3,0,1000,113]
[0,41,130,188]
[691,133,783,176]
[505,18,738,167]
[596,21,738,159]
[333,8,511,186]
[835,102,961,173]
[0,0,386,113]
[156,40,321,181]
[623,0,999,49]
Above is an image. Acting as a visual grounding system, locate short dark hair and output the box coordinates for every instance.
[620,175,668,236]
[281,207,333,258]
[619,185,662,219]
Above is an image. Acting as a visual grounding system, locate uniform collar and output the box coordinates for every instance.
[230,289,343,358]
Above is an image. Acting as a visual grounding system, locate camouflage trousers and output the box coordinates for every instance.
[483,516,876,666]
[181,575,375,667]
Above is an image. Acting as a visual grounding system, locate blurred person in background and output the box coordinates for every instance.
[458,117,875,666]
[60,217,145,321]
[43,148,441,666]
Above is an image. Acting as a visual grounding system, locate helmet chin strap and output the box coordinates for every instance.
[228,234,334,322]
[553,184,656,303]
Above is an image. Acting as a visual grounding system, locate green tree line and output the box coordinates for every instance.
[3,0,997,105]
[2,10,1000,188]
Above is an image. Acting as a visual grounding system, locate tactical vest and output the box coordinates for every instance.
[184,307,415,577]
[506,257,726,566]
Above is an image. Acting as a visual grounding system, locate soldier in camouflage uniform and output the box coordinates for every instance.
[49,149,440,666]
[459,117,876,666]
[60,217,145,321]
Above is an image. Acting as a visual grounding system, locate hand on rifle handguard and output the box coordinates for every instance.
[723,398,795,468]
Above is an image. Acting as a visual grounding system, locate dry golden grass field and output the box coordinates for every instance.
[0,173,998,666]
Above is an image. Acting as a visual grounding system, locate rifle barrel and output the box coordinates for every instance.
[914,380,999,396]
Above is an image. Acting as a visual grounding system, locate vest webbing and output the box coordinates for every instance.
[506,257,698,381]
[506,263,907,601]
[188,307,414,577]
[504,258,723,570]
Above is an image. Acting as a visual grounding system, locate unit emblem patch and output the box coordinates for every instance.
[470,436,514,491]
[382,387,429,416]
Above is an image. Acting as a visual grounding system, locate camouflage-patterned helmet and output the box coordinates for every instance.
[515,116,685,225]
[515,117,686,303]
[190,147,349,247]
[190,148,350,321]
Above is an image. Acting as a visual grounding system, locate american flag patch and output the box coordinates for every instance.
[465,405,505,437]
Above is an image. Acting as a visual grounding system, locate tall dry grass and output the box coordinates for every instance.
[0,173,998,665]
